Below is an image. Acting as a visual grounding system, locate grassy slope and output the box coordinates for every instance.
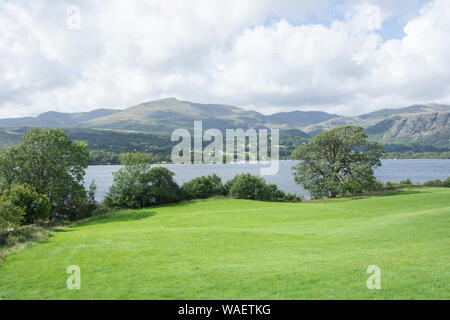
[0,188,449,300]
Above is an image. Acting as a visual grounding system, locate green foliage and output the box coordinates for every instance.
[227,174,302,202]
[442,177,450,188]
[293,126,385,199]
[0,129,89,217]
[105,154,181,208]
[0,201,25,232]
[120,152,151,166]
[89,150,121,165]
[291,144,306,160]
[87,181,97,212]
[147,167,182,205]
[0,225,49,247]
[399,179,413,185]
[0,184,51,224]
[423,179,442,187]
[66,200,90,221]
[424,177,450,188]
[182,174,225,199]
[229,174,271,200]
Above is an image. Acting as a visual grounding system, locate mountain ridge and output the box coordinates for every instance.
[0,98,448,149]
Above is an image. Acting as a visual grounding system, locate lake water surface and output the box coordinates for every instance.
[85,160,450,201]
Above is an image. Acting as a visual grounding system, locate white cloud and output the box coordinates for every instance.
[0,0,449,117]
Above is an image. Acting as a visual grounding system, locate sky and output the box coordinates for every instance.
[1,0,449,118]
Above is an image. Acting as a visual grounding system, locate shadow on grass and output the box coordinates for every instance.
[77,210,157,227]
[52,227,74,233]
[363,187,426,197]
[310,188,427,204]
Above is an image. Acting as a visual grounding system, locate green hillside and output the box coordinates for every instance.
[1,188,448,299]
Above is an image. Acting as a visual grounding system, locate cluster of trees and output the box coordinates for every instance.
[88,150,171,165]
[422,178,450,188]
[104,153,303,209]
[0,129,97,236]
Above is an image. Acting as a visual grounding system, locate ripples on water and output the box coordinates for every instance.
[85,160,450,201]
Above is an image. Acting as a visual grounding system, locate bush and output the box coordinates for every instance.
[282,193,304,202]
[91,203,110,216]
[423,179,442,187]
[0,184,51,224]
[182,174,225,199]
[384,181,397,190]
[66,200,90,221]
[0,201,25,232]
[87,180,98,212]
[229,174,271,200]
[399,179,413,185]
[224,176,239,194]
[105,156,182,208]
[227,174,302,202]
[442,177,450,188]
[147,167,182,205]
[0,225,49,247]
[369,180,385,191]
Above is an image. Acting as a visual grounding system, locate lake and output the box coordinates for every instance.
[85,159,450,201]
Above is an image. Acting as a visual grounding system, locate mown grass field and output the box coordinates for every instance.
[0,188,449,300]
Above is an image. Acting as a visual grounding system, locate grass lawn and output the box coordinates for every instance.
[0,188,449,299]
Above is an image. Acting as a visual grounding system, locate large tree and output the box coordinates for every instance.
[292,126,384,199]
[0,129,89,217]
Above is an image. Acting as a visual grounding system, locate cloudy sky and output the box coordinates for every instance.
[1,0,449,117]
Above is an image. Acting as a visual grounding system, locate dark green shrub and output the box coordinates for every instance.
[224,176,239,194]
[226,174,302,202]
[66,200,90,221]
[0,201,25,233]
[229,174,272,200]
[399,179,412,185]
[87,181,98,212]
[0,184,51,224]
[423,179,442,187]
[182,174,225,199]
[105,156,181,208]
[384,181,397,190]
[369,180,385,191]
[282,193,304,202]
[147,167,182,205]
[442,177,450,188]
[91,203,110,216]
[0,225,49,247]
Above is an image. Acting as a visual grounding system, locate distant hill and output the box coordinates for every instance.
[0,108,120,128]
[78,98,269,133]
[301,104,450,149]
[263,110,340,128]
[0,99,448,153]
[365,110,450,148]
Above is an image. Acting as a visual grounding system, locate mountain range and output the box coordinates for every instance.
[0,98,449,150]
